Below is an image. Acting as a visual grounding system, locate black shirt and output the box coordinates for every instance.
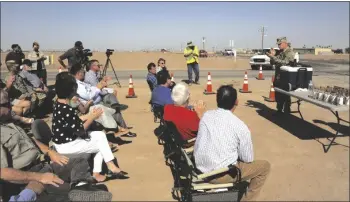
[59,48,82,69]
[5,51,25,66]
[52,102,85,144]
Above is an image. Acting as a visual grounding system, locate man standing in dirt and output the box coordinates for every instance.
[267,37,295,114]
[184,41,200,85]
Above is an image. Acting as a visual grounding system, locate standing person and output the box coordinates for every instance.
[5,44,25,68]
[183,41,200,85]
[266,37,295,114]
[28,41,48,85]
[58,41,84,72]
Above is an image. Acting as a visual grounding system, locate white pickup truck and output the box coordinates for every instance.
[250,48,300,70]
[249,48,280,70]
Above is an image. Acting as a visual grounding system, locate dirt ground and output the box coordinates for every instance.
[45,75,349,201]
[4,50,349,200]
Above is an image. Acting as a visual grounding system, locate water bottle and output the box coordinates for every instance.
[308,80,314,96]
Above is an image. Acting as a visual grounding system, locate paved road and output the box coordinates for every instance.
[1,59,348,81]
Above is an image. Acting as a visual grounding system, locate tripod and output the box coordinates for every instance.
[100,54,121,87]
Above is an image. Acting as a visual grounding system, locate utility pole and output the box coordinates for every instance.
[202,37,206,50]
[259,26,267,52]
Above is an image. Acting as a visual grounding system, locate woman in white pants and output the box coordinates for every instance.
[52,71,128,182]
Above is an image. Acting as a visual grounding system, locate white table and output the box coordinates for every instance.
[275,87,349,153]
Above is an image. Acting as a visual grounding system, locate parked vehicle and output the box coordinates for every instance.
[249,48,280,70]
[199,50,208,57]
[223,49,234,56]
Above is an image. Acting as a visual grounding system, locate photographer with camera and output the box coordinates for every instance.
[184,41,200,85]
[5,44,25,69]
[58,41,86,72]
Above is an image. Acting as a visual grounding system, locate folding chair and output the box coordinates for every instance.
[162,121,246,201]
[175,147,246,202]
[151,103,164,123]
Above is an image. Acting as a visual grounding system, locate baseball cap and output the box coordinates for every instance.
[21,59,32,69]
[74,41,84,48]
[276,37,288,45]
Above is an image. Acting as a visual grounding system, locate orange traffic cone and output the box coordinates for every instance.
[171,73,175,82]
[126,75,137,98]
[204,72,216,95]
[256,65,265,80]
[239,71,252,93]
[265,83,275,102]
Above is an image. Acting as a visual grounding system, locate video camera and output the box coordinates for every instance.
[83,49,93,57]
[79,49,92,68]
[106,49,114,57]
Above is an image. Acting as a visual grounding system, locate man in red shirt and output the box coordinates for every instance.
[164,82,206,143]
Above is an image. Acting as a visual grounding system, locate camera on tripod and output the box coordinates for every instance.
[106,49,114,57]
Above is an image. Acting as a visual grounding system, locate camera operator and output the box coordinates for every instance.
[58,41,84,72]
[5,44,25,69]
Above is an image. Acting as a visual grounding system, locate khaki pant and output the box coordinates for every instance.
[209,160,271,201]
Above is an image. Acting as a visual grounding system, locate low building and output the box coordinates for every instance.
[292,48,333,55]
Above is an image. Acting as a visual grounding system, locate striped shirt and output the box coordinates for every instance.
[194,108,254,174]
[146,72,158,90]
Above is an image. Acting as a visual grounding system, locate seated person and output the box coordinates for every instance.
[146,62,157,91]
[19,59,49,93]
[156,58,168,74]
[194,85,271,201]
[156,58,175,90]
[1,87,33,125]
[84,60,127,109]
[52,72,129,182]
[70,65,135,137]
[151,71,174,107]
[164,82,206,144]
[4,62,46,114]
[1,76,31,120]
[0,97,110,201]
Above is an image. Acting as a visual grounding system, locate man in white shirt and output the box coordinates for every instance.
[70,64,136,137]
[194,85,270,201]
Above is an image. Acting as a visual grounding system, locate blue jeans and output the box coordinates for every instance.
[187,63,200,83]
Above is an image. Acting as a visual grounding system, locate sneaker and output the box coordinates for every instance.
[68,184,112,201]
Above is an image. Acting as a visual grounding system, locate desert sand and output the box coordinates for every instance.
[97,76,349,201]
[3,51,349,200]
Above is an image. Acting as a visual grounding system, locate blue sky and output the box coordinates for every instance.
[1,2,349,51]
